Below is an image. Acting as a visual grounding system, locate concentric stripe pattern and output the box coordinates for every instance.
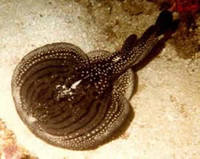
[11,43,132,150]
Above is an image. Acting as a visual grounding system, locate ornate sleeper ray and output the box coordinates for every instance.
[11,10,177,150]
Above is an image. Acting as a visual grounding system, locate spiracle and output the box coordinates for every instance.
[11,10,176,150]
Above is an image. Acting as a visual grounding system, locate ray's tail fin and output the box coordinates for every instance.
[155,10,179,36]
[139,10,179,43]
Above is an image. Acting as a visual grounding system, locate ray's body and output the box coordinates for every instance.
[11,10,177,150]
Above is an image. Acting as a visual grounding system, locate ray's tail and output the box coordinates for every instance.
[155,10,179,36]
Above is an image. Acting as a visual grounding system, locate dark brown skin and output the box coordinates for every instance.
[11,10,176,150]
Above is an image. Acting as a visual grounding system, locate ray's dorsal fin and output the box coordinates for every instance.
[121,34,137,54]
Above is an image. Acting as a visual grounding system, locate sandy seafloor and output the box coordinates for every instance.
[0,0,200,159]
